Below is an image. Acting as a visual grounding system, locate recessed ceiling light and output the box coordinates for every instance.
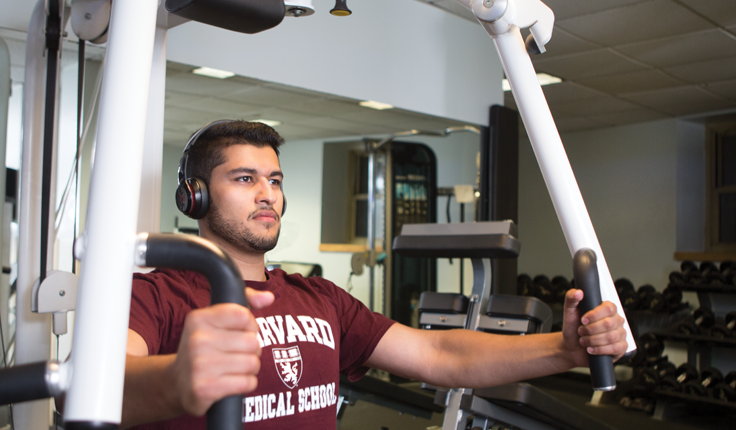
[502,72,562,91]
[251,119,282,127]
[192,67,235,79]
[359,100,394,110]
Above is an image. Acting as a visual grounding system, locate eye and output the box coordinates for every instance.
[270,178,282,186]
[237,176,253,183]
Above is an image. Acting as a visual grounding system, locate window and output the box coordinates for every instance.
[706,117,736,252]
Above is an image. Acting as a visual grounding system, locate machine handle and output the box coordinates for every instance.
[0,361,64,406]
[140,233,247,430]
[573,248,616,391]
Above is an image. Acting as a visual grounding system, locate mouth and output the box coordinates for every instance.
[251,210,279,222]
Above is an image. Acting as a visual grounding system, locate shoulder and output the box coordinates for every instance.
[270,268,343,294]
[132,268,206,292]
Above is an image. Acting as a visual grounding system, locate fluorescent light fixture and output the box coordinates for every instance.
[192,67,235,79]
[502,72,562,91]
[251,119,282,127]
[359,100,394,110]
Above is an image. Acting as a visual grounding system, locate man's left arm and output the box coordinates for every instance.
[364,289,627,388]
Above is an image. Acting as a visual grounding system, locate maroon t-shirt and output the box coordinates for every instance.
[128,268,395,429]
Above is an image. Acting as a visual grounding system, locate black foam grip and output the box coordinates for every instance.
[0,361,52,406]
[573,248,616,391]
[143,234,247,430]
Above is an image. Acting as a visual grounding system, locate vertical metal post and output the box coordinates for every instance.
[367,148,376,311]
[0,37,10,361]
[16,1,54,427]
[137,27,167,235]
[64,0,158,425]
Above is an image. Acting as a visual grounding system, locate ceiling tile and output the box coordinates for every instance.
[250,108,317,124]
[541,82,606,104]
[165,91,203,106]
[577,69,685,94]
[553,95,642,115]
[222,86,318,107]
[279,99,367,116]
[664,55,736,84]
[704,80,736,100]
[532,49,645,80]
[165,107,227,125]
[177,97,265,116]
[556,0,714,46]
[620,86,734,116]
[587,108,669,125]
[541,28,600,57]
[679,0,736,27]
[617,29,736,68]
[165,74,255,96]
[539,0,644,20]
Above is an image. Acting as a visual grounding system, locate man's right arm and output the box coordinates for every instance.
[121,292,273,429]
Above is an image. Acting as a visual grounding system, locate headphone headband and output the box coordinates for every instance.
[178,119,235,185]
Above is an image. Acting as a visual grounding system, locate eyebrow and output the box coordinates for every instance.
[226,167,283,178]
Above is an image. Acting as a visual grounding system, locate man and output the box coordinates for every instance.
[122,121,627,429]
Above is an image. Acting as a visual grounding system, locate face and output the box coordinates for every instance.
[204,144,284,254]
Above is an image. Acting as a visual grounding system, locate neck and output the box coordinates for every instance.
[198,231,267,282]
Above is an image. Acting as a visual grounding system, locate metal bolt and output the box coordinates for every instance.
[84,13,92,19]
[288,7,306,17]
[59,290,66,297]
[498,320,506,327]
[439,315,447,322]
[483,0,493,7]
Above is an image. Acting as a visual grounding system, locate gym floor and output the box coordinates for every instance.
[337,374,736,430]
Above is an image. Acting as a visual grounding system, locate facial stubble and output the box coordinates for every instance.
[207,200,281,254]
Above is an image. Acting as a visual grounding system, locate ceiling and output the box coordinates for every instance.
[2,0,736,141]
[421,0,736,131]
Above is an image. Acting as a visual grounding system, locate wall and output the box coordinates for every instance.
[518,119,682,290]
[165,0,503,125]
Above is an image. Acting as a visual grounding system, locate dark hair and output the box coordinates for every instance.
[184,120,284,184]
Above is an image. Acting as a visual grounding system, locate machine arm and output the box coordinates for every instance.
[456,0,637,359]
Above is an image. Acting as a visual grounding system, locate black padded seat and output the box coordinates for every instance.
[486,295,553,334]
[472,383,617,430]
[392,221,520,259]
[418,292,469,314]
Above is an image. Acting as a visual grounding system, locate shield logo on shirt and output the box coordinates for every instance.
[273,346,302,389]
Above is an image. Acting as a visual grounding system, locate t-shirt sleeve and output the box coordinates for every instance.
[129,273,166,356]
[328,281,396,381]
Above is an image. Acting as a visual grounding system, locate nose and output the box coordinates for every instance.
[256,177,277,207]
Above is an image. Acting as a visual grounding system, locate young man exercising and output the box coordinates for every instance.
[122,120,627,429]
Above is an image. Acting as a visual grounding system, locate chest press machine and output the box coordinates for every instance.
[1,0,634,429]
[393,222,617,430]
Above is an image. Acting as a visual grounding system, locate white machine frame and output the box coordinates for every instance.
[9,0,634,428]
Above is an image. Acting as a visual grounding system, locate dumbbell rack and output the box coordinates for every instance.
[645,278,736,419]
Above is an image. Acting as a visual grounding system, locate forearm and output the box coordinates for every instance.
[121,354,183,429]
[424,329,574,388]
[368,325,575,389]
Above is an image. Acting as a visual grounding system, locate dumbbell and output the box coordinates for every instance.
[659,363,699,393]
[635,285,666,312]
[517,274,535,297]
[661,285,683,312]
[669,271,685,285]
[682,367,724,397]
[632,332,664,367]
[700,261,719,276]
[703,261,726,285]
[614,278,638,310]
[680,261,703,284]
[638,359,676,391]
[532,275,555,303]
[712,371,736,402]
[709,311,736,339]
[677,307,715,335]
[551,276,571,303]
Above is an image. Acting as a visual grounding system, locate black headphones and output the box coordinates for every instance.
[175,119,286,219]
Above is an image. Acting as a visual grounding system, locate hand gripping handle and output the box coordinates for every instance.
[140,233,248,430]
[573,248,616,391]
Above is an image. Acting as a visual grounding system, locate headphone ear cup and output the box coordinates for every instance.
[175,178,209,219]
[280,184,286,217]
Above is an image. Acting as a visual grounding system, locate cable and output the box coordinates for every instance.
[346,272,354,294]
[446,195,453,264]
[54,53,105,232]
[72,39,85,275]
